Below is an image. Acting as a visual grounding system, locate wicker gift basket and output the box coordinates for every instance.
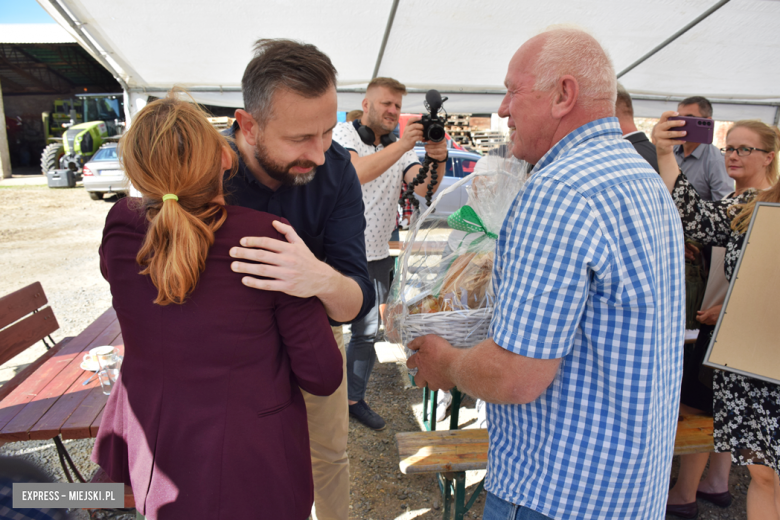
[384,150,528,358]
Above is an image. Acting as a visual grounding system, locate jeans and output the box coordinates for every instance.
[346,256,395,402]
[483,492,553,520]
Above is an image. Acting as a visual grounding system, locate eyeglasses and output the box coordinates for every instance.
[720,146,770,157]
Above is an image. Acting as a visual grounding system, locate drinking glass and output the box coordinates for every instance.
[96,348,122,395]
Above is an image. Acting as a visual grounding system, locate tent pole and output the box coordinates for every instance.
[0,79,12,179]
[372,0,400,80]
[617,0,731,79]
[775,107,780,127]
[41,0,130,92]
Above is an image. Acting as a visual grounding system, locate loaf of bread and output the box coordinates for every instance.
[439,252,494,310]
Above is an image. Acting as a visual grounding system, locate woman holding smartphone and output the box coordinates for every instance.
[656,114,780,519]
[91,94,343,520]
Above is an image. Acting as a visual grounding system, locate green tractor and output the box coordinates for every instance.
[40,93,124,178]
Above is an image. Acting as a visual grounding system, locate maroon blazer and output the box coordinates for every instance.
[91,198,342,520]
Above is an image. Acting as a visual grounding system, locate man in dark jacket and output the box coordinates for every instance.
[616,82,659,173]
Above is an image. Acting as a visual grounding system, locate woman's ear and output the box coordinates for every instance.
[763,151,775,171]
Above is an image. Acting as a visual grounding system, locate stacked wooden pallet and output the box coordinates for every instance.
[471,130,507,153]
[445,114,473,146]
[207,116,235,130]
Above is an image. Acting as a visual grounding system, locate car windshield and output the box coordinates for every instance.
[91,147,118,162]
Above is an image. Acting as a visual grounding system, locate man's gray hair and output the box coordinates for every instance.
[533,27,617,111]
[241,39,337,125]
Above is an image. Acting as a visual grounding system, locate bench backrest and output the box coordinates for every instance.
[0,282,58,366]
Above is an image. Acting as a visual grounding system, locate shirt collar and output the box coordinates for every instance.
[623,130,644,139]
[535,117,623,171]
[674,142,705,159]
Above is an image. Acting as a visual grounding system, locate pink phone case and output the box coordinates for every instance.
[668,116,714,144]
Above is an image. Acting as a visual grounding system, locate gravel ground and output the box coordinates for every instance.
[0,178,753,520]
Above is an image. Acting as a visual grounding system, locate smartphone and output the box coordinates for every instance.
[668,116,714,144]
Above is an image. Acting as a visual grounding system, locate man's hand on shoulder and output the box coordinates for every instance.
[230,220,329,299]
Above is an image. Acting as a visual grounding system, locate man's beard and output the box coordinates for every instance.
[367,103,395,135]
[254,141,317,187]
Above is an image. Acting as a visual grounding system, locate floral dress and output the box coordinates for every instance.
[672,173,780,473]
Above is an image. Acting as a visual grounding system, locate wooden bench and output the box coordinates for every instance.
[0,282,70,403]
[396,414,715,520]
[0,282,94,482]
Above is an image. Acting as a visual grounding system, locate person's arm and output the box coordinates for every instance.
[655,111,744,248]
[230,221,364,323]
[347,117,424,184]
[230,166,373,325]
[405,138,448,197]
[407,335,561,404]
[275,292,343,396]
[408,180,597,404]
[653,111,687,193]
[696,304,723,326]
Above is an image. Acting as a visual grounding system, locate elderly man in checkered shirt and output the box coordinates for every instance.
[408,27,685,520]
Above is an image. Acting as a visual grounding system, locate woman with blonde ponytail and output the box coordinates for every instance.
[655,114,780,520]
[91,94,343,520]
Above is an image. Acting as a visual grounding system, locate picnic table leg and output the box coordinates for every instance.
[53,435,86,483]
[440,472,452,520]
[423,387,438,431]
[453,472,467,520]
[464,477,485,516]
[448,387,462,430]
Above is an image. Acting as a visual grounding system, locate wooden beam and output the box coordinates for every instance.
[8,45,74,89]
[0,74,26,92]
[0,53,57,93]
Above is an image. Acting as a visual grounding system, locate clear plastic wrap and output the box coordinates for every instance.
[384,149,528,355]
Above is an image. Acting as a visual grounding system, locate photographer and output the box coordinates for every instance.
[332,77,447,430]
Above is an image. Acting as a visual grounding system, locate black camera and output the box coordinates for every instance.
[418,89,447,142]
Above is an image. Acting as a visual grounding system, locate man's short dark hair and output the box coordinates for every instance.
[678,96,713,118]
[367,77,407,96]
[242,39,337,125]
[615,82,633,117]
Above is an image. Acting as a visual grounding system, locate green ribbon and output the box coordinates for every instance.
[447,205,497,240]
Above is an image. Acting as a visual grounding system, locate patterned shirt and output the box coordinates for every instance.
[333,122,420,261]
[487,118,686,519]
[671,172,755,281]
[674,143,734,201]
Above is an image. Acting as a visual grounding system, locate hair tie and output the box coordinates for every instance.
[162,194,179,202]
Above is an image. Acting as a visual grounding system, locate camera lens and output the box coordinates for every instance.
[427,124,445,142]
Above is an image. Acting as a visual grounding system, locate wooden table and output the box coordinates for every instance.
[0,307,122,480]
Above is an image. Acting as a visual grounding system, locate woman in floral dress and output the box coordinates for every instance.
[656,114,780,519]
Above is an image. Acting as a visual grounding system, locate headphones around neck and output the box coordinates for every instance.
[353,119,397,147]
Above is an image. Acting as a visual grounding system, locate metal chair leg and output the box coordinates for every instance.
[53,435,85,483]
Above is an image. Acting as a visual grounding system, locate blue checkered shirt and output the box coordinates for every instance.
[487,118,685,519]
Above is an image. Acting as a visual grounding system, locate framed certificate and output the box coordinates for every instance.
[705,202,780,384]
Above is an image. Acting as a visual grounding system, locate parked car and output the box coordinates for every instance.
[82,143,127,200]
[412,147,481,216]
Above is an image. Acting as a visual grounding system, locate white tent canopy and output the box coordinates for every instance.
[37,0,780,123]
